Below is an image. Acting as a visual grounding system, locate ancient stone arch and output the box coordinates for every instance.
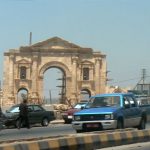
[39,61,71,78]
[3,37,107,106]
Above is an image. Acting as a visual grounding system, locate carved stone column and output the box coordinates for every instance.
[31,54,38,102]
[72,56,78,102]
[38,76,44,104]
[100,58,106,93]
[9,54,15,103]
[95,58,101,94]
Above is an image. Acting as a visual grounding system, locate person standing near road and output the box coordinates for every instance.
[18,99,30,129]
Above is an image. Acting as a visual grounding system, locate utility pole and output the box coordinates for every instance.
[141,68,146,94]
[49,90,52,104]
[142,68,146,84]
[57,74,66,104]
[134,68,147,92]
[29,32,32,46]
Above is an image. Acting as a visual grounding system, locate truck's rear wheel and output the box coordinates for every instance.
[117,120,124,129]
[138,118,146,130]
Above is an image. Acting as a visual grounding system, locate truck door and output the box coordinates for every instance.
[123,96,133,127]
[127,96,141,126]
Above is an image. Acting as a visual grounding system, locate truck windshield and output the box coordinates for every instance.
[87,96,120,108]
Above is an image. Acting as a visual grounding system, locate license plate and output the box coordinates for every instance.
[68,116,73,119]
[86,124,99,128]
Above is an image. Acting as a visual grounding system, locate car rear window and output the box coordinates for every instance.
[8,106,19,113]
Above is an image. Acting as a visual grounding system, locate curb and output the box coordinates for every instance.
[50,119,64,124]
[0,129,150,150]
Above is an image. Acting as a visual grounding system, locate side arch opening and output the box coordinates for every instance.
[80,89,91,101]
[17,88,28,104]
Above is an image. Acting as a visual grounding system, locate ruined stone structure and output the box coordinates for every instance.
[3,37,106,106]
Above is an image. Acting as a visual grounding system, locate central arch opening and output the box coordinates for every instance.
[43,67,66,104]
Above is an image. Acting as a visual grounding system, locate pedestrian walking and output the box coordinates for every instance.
[18,99,30,129]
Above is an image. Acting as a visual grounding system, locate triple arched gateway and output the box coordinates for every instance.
[3,37,107,106]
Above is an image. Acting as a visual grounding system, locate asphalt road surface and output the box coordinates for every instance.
[0,122,150,147]
[0,123,75,143]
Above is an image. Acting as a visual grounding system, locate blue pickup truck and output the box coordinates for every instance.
[72,93,147,133]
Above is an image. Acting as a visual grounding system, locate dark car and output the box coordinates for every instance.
[62,101,88,124]
[4,104,55,128]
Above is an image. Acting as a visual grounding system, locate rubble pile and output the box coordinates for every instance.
[52,104,70,111]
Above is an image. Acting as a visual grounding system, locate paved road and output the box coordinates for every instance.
[0,123,75,143]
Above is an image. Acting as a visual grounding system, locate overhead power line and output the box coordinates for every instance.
[109,76,150,85]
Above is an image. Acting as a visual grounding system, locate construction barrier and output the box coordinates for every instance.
[0,129,150,150]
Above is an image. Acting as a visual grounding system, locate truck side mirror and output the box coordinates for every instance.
[124,103,130,109]
[81,106,85,110]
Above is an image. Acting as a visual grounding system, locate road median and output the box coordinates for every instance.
[0,129,150,150]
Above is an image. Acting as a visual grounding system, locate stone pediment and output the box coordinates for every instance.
[31,37,81,49]
[81,60,94,65]
[20,36,93,53]
[16,59,31,64]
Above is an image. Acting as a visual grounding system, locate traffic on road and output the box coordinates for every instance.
[0,92,150,149]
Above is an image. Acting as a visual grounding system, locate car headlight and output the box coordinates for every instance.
[74,115,81,121]
[105,114,114,120]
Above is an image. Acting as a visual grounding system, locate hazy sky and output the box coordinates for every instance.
[0,0,150,98]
